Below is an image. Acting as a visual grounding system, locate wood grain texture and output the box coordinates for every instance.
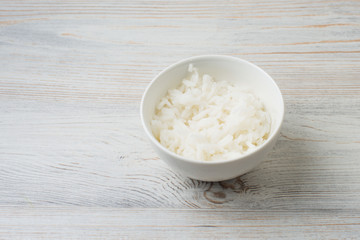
[0,0,360,238]
[1,207,360,239]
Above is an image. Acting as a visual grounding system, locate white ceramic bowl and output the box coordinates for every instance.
[140,55,284,181]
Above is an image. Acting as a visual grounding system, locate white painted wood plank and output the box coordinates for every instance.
[1,207,360,239]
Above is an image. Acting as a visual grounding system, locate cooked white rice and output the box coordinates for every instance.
[151,64,271,161]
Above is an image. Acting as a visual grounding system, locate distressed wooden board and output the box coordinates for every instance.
[1,207,360,239]
[1,0,360,238]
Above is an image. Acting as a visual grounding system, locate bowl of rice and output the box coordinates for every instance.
[140,55,284,181]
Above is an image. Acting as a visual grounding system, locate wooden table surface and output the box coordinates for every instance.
[1,0,360,239]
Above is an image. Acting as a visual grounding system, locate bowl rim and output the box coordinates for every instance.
[140,54,284,165]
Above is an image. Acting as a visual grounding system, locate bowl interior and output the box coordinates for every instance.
[141,55,284,159]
